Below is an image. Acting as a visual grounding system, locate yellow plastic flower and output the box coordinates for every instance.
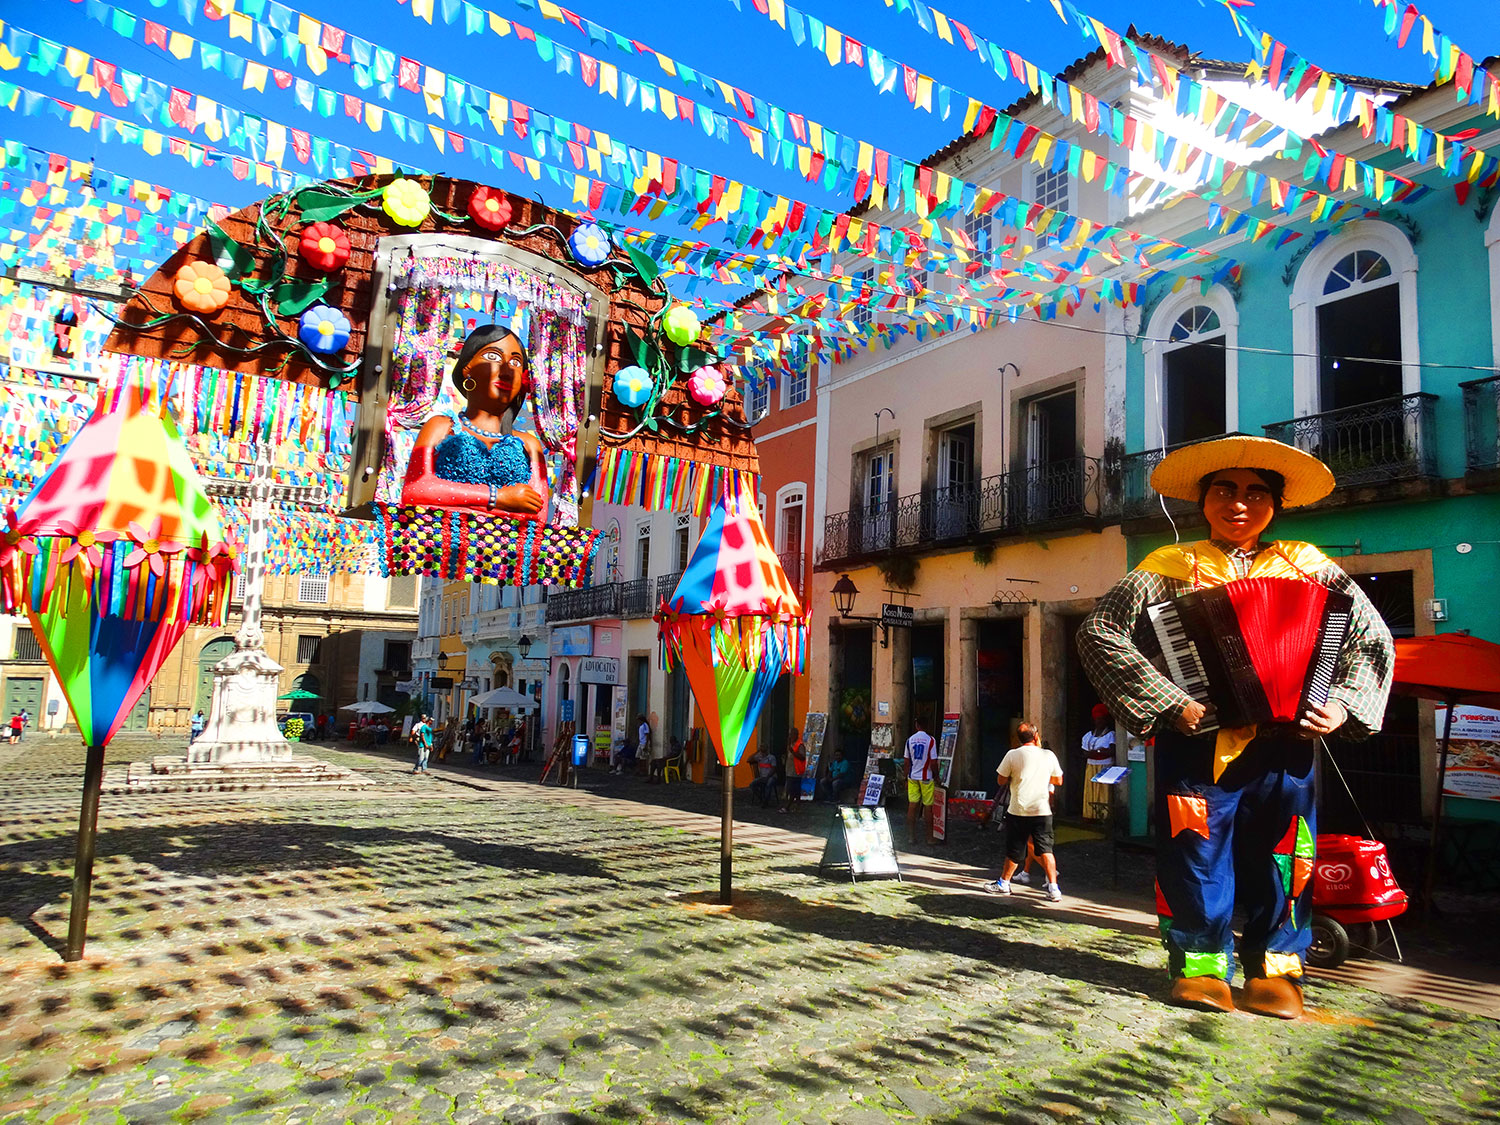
[382,178,431,228]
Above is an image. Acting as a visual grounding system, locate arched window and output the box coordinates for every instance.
[1290,221,1418,417]
[1143,286,1238,450]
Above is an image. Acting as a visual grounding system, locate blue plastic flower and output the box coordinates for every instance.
[568,221,611,268]
[612,365,652,409]
[298,304,352,354]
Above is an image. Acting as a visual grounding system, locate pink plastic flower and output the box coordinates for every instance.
[54,520,117,571]
[0,507,37,570]
[688,365,728,407]
[124,517,186,578]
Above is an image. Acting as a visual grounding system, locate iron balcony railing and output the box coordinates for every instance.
[10,628,41,662]
[621,577,655,619]
[656,570,685,607]
[1262,392,1438,488]
[820,456,1104,567]
[1117,442,1220,522]
[545,583,621,624]
[1461,374,1500,473]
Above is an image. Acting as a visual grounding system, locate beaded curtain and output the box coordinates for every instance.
[378,258,589,527]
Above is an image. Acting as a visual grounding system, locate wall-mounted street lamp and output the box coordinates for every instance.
[832,573,891,648]
[517,634,533,659]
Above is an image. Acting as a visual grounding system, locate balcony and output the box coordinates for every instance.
[1118,444,1211,525]
[819,457,1105,568]
[621,577,655,618]
[9,629,41,662]
[1262,392,1437,491]
[546,583,621,624]
[656,570,685,607]
[1462,375,1500,485]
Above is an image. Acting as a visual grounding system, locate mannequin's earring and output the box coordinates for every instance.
[462,376,476,393]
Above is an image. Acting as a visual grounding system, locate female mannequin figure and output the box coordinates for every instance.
[401,325,549,520]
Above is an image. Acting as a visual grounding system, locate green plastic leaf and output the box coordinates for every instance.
[296,190,362,224]
[676,345,715,374]
[206,221,255,280]
[623,327,651,370]
[624,243,660,286]
[274,277,332,316]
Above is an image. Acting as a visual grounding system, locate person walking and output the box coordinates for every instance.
[17,708,29,741]
[413,715,433,773]
[7,713,21,744]
[985,723,1064,901]
[190,710,205,743]
[903,717,939,843]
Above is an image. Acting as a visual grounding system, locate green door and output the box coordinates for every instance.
[123,690,151,732]
[2,677,44,727]
[196,637,236,715]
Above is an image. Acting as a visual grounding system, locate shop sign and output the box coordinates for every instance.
[553,625,593,656]
[1437,706,1500,801]
[578,657,620,685]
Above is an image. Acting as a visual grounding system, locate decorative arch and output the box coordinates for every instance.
[1290,220,1419,417]
[1142,284,1239,450]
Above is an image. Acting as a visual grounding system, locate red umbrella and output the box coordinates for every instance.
[1390,633,1500,916]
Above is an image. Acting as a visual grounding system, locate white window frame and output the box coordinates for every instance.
[298,574,329,604]
[1142,285,1239,450]
[1290,220,1419,417]
[851,267,875,333]
[963,210,992,259]
[746,377,770,424]
[635,522,651,580]
[783,364,809,408]
[774,482,806,555]
[1035,164,1069,212]
[1489,206,1500,376]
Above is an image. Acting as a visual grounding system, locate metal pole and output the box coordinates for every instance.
[64,742,106,961]
[720,759,734,904]
[1422,698,1456,923]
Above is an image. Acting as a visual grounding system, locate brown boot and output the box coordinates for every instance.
[1168,976,1234,1013]
[1239,976,1304,1019]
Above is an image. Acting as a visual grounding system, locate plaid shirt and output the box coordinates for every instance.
[1077,550,1394,740]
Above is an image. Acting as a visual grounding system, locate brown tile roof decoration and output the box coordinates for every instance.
[101,174,757,481]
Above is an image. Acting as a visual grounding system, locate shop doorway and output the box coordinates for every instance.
[666,663,691,749]
[1058,614,1095,817]
[976,620,1024,782]
[1323,570,1422,837]
[909,623,945,738]
[838,626,874,775]
[762,674,793,760]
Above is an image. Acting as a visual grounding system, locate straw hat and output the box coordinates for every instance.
[1150,435,1335,508]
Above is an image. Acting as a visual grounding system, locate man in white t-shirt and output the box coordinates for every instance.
[903,717,938,843]
[986,722,1064,900]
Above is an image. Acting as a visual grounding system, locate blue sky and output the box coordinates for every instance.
[2,0,1495,287]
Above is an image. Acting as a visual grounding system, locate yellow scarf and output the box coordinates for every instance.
[1136,540,1334,778]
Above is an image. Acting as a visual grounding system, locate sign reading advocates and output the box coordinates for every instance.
[578,657,619,685]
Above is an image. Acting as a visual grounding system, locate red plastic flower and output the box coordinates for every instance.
[468,186,513,231]
[0,507,37,570]
[299,222,351,272]
[54,519,117,571]
[124,517,186,579]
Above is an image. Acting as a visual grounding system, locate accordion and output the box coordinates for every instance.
[1146,576,1353,734]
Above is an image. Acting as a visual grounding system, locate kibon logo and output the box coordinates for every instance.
[1317,862,1354,885]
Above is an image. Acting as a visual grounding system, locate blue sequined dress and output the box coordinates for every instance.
[432,425,533,488]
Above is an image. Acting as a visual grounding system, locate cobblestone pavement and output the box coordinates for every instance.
[0,735,1497,1124]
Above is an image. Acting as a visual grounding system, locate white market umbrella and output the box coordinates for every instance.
[468,686,537,711]
[340,701,396,714]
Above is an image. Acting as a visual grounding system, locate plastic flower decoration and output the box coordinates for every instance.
[568,221,611,267]
[468,186,513,231]
[298,305,352,354]
[123,517,185,579]
[298,222,351,272]
[688,365,728,406]
[382,177,431,228]
[0,506,37,570]
[53,519,117,571]
[663,304,701,346]
[173,262,232,314]
[611,365,652,409]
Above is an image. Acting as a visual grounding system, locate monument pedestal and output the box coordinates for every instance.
[186,645,293,764]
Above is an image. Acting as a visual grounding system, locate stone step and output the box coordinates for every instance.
[102,754,373,795]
